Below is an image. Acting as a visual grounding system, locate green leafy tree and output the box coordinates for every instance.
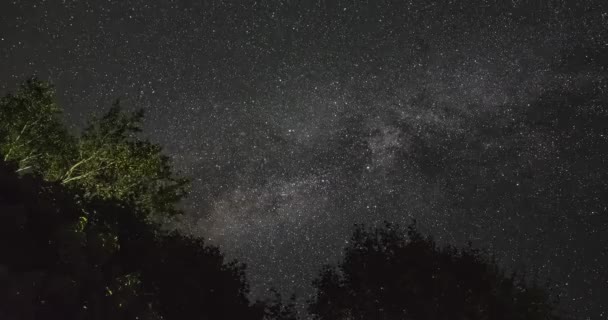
[59,101,189,216]
[0,78,188,217]
[0,78,72,176]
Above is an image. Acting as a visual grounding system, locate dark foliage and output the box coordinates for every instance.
[309,222,561,320]
[0,160,266,320]
[259,290,299,320]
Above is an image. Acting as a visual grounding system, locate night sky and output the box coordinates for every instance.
[1,1,607,319]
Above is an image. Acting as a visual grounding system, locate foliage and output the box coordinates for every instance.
[0,78,189,217]
[260,290,299,320]
[308,222,561,320]
[0,159,264,319]
[0,78,73,177]
[60,101,189,216]
[0,161,160,319]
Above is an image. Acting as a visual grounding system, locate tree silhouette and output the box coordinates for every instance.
[309,222,561,320]
[0,160,160,319]
[0,159,269,319]
[259,290,299,320]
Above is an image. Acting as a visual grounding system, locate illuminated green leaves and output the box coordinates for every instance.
[0,79,189,217]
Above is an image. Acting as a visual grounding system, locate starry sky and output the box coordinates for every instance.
[1,1,607,318]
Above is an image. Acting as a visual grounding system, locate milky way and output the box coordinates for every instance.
[1,1,607,318]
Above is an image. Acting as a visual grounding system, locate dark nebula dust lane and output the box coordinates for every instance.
[1,1,607,318]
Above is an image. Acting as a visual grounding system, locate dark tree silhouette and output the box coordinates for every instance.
[309,222,561,320]
[0,161,160,319]
[259,290,299,320]
[0,159,268,320]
